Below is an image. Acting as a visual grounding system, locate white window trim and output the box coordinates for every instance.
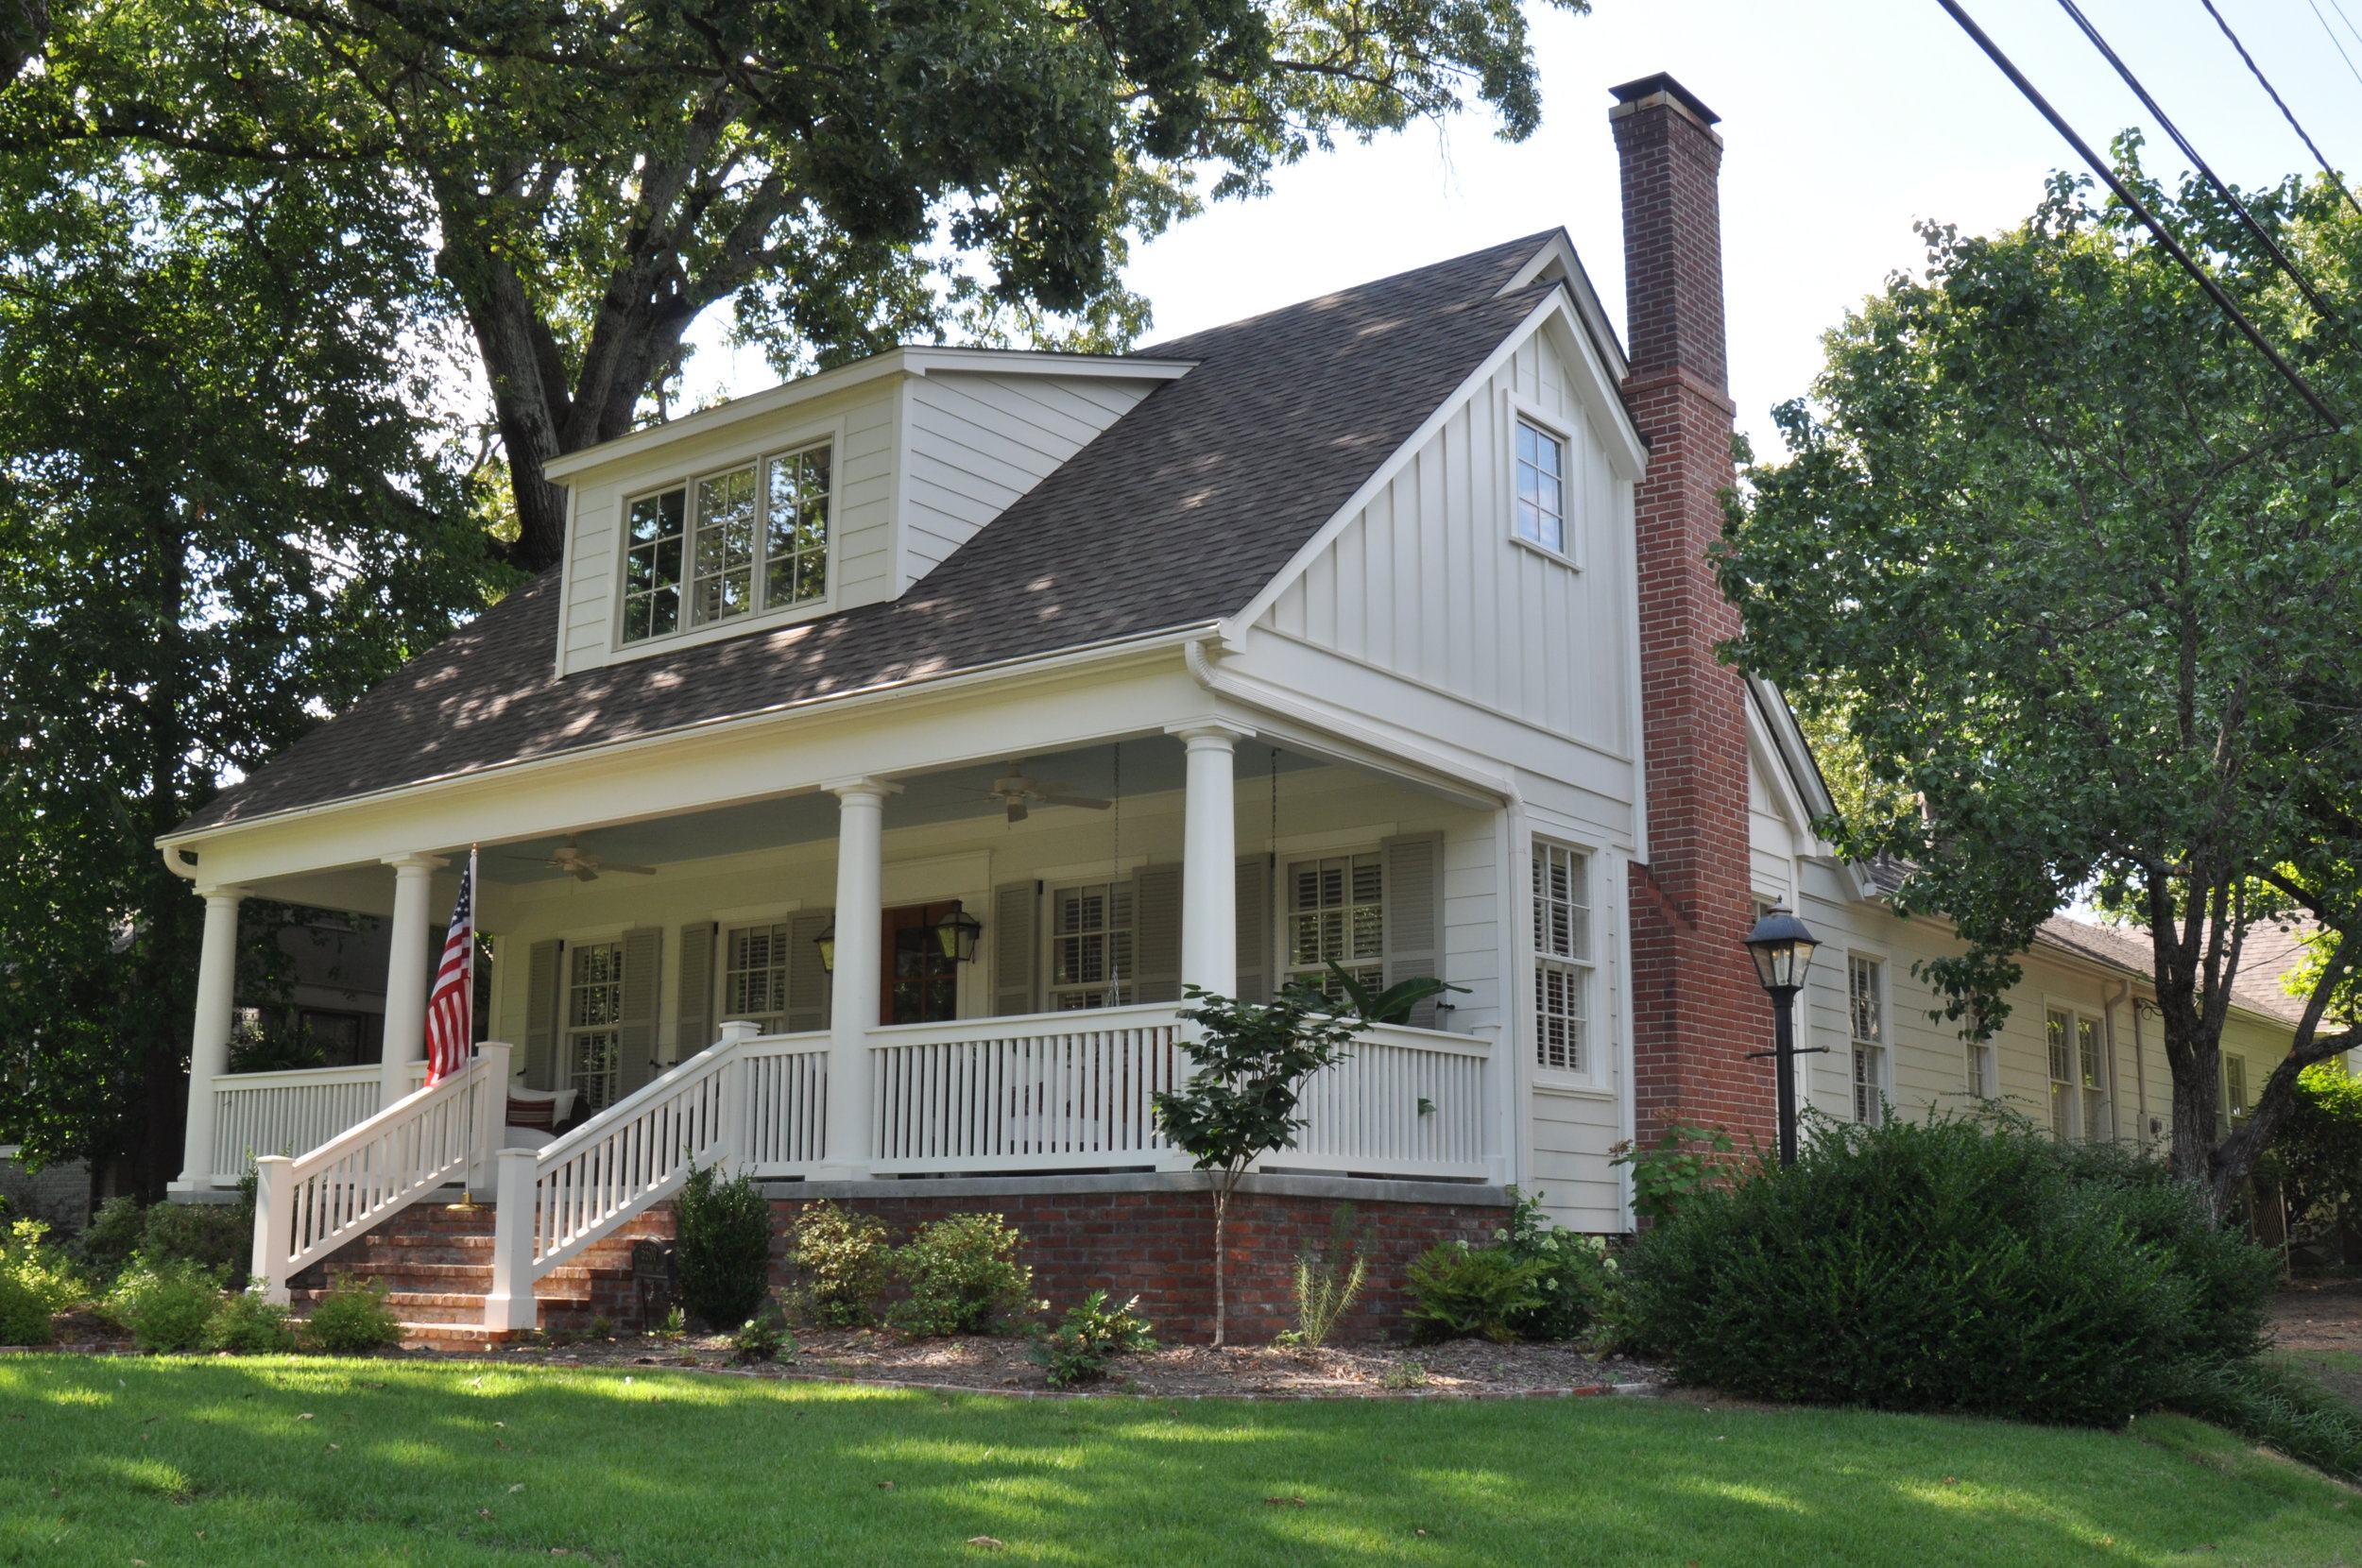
[1530,835,1600,1087]
[2041,992,2113,1143]
[1278,846,1388,998]
[1504,391,1584,571]
[612,418,846,655]
[1846,950,1890,1125]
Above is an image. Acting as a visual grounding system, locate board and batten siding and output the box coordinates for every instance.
[899,373,1155,586]
[1258,332,1634,756]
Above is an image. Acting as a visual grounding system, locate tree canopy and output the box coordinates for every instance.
[1719,150,2362,1214]
[5,0,1586,571]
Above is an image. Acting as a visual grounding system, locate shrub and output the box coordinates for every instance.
[2057,1140,2277,1364]
[73,1196,151,1282]
[1494,1187,1617,1342]
[1277,1205,1369,1350]
[1404,1242,1547,1344]
[2257,1063,2362,1247]
[731,1310,793,1364]
[205,1289,299,1354]
[0,1274,53,1345]
[304,1273,402,1353]
[108,1256,227,1353]
[73,1196,252,1287]
[2,1218,84,1320]
[785,1202,891,1327]
[889,1213,1039,1336]
[1032,1290,1155,1387]
[1618,1114,2246,1425]
[674,1165,774,1329]
[1611,1122,1739,1225]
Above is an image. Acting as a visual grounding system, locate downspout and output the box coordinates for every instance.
[162,844,200,880]
[2103,979,2131,1143]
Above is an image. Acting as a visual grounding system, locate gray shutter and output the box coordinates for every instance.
[676,922,715,1061]
[523,939,561,1090]
[616,928,663,1099]
[1235,858,1273,1005]
[994,881,1040,1015]
[784,912,832,1034]
[1131,862,1184,1003]
[1381,832,1446,1029]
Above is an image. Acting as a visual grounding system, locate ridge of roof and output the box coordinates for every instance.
[178,233,1565,835]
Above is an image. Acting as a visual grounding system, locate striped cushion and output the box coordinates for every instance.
[505,1096,557,1130]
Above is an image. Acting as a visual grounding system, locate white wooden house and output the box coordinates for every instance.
[157,74,2317,1337]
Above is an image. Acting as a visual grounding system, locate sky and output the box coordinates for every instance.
[678,0,2362,463]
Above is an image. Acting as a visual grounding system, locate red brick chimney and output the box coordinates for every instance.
[1610,74,1775,1151]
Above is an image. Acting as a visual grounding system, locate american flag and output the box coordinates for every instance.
[423,848,477,1085]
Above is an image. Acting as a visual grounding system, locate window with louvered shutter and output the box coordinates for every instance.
[1382,834,1444,1028]
[1532,842,1591,1071]
[993,882,1039,1015]
[783,912,833,1034]
[523,939,561,1090]
[1234,858,1273,1005]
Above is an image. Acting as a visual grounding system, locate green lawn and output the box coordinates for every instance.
[0,1357,2354,1566]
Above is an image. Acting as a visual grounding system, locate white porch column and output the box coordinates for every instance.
[1169,722,1254,1000]
[379,853,448,1107]
[820,778,899,1178]
[172,885,248,1192]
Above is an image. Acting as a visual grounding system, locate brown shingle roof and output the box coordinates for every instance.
[180,235,1560,833]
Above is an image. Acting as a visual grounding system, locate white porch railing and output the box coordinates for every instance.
[869,1004,1183,1173]
[248,1044,508,1304]
[1287,1022,1492,1179]
[207,1061,428,1186]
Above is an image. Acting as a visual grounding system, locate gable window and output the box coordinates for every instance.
[1287,853,1384,1000]
[1849,956,1885,1124]
[1049,882,1132,1010]
[622,441,831,645]
[1532,843,1592,1072]
[1515,419,1566,553]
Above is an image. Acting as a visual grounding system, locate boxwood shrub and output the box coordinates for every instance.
[1619,1113,2275,1426]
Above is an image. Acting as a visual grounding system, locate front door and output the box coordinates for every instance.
[882,902,961,1025]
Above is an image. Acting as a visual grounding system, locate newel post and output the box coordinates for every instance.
[470,1041,513,1195]
[249,1153,296,1304]
[1472,1022,1510,1185]
[715,1019,761,1173]
[484,1148,540,1332]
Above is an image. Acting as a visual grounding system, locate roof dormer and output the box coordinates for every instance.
[542,347,1193,676]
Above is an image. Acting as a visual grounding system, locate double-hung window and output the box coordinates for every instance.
[1286,854,1384,1000]
[722,923,793,1034]
[2045,1007,2108,1141]
[1965,1036,1994,1099]
[2221,1052,2249,1136]
[1049,883,1132,1010]
[564,941,625,1113]
[623,441,831,645]
[1515,420,1566,553]
[1532,843,1592,1072]
[1849,956,1886,1124]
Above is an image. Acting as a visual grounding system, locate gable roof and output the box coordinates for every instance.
[177,233,1569,835]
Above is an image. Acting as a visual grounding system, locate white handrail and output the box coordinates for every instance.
[484,1024,830,1329]
[209,1062,433,1186]
[249,1043,509,1304]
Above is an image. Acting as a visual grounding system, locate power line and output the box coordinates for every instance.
[2302,0,2362,92]
[1930,0,2340,428]
[2195,0,2362,220]
[2328,0,2362,49]
[2053,0,2339,323]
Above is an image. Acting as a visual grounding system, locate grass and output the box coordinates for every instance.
[0,1357,2355,1566]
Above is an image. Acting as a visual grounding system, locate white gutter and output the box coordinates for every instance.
[159,619,1222,853]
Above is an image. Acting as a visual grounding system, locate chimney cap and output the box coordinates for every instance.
[1608,72,1720,126]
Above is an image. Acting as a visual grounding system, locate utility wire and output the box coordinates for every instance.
[2053,0,2339,323]
[2302,0,2362,92]
[2196,0,2362,220]
[2328,0,2362,50]
[1931,0,2341,428]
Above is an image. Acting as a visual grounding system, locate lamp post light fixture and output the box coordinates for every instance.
[1743,900,1825,1167]
[931,905,984,963]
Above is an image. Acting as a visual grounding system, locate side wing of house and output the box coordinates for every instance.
[1210,294,1648,1232]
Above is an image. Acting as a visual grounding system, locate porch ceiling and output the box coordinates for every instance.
[481,738,1313,885]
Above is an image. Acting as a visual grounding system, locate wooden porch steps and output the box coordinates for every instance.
[288,1201,676,1343]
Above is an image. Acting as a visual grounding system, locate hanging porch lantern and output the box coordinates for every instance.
[931,905,984,963]
[813,921,836,973]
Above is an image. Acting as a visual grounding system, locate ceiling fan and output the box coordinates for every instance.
[505,834,657,882]
[985,761,1110,824]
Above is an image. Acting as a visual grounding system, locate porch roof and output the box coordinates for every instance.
[178,233,1562,836]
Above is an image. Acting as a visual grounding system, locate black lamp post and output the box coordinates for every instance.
[1743,900,1823,1167]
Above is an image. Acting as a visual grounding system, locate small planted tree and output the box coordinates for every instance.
[1154,967,1456,1346]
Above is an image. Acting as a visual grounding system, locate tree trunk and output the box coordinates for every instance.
[1211,1182,1229,1348]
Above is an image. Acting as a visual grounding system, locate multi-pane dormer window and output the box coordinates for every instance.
[623,442,831,644]
[1515,419,1566,553]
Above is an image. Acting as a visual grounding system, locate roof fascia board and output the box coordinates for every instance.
[1498,230,1630,381]
[1225,292,1637,638]
[1745,678,1838,825]
[160,619,1219,851]
[1537,307,1649,480]
[1742,694,1819,844]
[543,348,1195,481]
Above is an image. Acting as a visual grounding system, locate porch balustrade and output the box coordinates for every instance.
[206,1061,428,1187]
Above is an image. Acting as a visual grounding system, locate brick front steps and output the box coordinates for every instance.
[290,1198,675,1347]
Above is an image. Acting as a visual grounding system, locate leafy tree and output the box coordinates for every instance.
[5,0,1589,571]
[1719,149,2362,1215]
[1153,982,1362,1347]
[0,149,499,1195]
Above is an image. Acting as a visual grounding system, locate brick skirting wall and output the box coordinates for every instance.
[775,1173,1511,1344]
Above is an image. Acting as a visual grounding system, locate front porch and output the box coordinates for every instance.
[176,719,1525,1331]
